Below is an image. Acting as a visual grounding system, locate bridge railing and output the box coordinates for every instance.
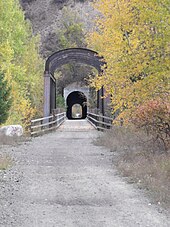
[30,112,66,136]
[87,112,123,131]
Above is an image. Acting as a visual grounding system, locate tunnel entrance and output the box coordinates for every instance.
[66,91,87,119]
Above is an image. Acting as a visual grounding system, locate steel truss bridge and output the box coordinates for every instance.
[31,48,124,135]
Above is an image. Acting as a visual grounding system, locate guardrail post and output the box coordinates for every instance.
[56,114,58,127]
[120,118,124,126]
[87,112,114,131]
[98,115,101,130]
[30,120,33,136]
[41,119,43,131]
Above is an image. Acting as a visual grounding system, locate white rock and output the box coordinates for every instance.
[0,125,23,137]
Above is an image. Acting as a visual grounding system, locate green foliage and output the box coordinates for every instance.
[72,104,82,118]
[54,7,93,94]
[57,7,86,49]
[56,95,65,109]
[0,72,12,124]
[0,0,43,128]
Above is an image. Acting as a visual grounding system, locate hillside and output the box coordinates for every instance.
[20,0,97,57]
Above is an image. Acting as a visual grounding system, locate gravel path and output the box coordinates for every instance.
[0,120,169,227]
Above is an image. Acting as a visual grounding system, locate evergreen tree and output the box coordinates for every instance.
[0,72,12,124]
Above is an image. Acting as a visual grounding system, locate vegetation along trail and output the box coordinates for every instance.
[0,120,169,227]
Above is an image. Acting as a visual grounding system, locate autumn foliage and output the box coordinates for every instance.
[132,99,170,151]
[0,0,43,130]
[88,0,170,146]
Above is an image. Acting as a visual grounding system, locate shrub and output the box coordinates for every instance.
[132,99,170,151]
[0,72,12,124]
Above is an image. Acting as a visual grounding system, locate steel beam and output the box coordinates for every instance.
[43,71,51,117]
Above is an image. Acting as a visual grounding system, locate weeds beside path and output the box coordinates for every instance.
[0,154,12,170]
[96,126,170,210]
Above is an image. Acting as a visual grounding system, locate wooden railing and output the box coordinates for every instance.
[30,112,66,136]
[87,112,123,131]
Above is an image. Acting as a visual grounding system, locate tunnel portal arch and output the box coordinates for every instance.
[44,48,106,117]
[66,91,87,119]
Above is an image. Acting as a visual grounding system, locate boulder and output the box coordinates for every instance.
[0,125,23,137]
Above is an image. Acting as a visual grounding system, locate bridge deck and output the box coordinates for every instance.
[59,119,95,131]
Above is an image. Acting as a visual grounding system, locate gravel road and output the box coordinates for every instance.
[0,120,169,227]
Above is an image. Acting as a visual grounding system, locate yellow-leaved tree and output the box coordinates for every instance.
[88,0,170,122]
[0,0,44,130]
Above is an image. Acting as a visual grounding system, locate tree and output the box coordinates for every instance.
[0,72,12,124]
[43,7,86,57]
[88,0,170,121]
[51,7,94,95]
[0,0,43,128]
[57,7,86,49]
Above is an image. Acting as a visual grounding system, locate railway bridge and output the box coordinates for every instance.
[43,48,107,119]
[31,47,115,135]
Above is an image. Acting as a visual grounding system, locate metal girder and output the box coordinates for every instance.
[45,48,105,75]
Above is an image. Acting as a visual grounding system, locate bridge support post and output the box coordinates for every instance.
[44,71,51,117]
[97,87,105,116]
[101,86,105,116]
[50,75,56,112]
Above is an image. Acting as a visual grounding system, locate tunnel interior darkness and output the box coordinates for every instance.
[66,91,87,119]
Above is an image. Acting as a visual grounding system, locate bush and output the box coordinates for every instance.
[132,99,170,152]
[56,95,65,109]
[0,72,12,124]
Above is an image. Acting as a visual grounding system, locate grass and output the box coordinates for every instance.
[0,134,20,146]
[0,154,12,170]
[117,151,170,206]
[96,126,170,209]
[0,134,30,146]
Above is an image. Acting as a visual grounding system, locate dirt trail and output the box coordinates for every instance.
[0,120,169,227]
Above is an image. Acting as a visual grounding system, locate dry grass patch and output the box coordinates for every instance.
[97,126,170,208]
[0,134,30,146]
[0,154,12,170]
[117,152,170,207]
[0,134,21,146]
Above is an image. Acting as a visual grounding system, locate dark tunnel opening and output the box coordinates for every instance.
[66,91,87,120]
